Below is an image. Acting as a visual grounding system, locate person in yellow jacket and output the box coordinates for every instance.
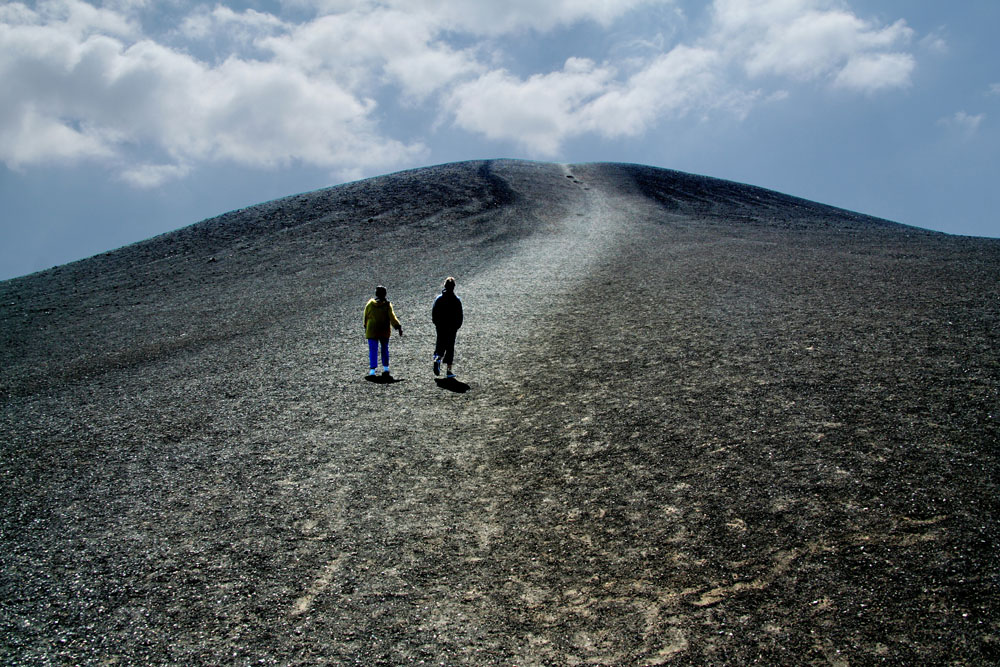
[363,285,403,376]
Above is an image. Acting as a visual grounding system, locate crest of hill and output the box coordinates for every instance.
[0,159,932,397]
[7,160,909,291]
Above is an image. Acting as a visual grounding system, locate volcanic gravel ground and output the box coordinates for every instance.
[1,160,999,664]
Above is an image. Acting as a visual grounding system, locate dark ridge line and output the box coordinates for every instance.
[0,160,966,288]
[477,160,518,208]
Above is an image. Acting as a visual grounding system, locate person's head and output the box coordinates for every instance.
[443,277,456,292]
[375,285,387,299]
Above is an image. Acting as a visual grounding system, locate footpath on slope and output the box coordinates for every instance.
[259,163,655,665]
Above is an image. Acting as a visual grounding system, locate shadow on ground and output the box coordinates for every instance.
[435,377,471,393]
[364,373,405,385]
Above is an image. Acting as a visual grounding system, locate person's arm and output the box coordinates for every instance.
[389,304,403,336]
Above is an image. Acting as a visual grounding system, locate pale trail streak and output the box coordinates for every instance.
[447,163,641,534]
[287,164,640,621]
[290,556,344,617]
[461,163,635,338]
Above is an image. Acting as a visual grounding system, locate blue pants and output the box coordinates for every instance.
[368,338,389,369]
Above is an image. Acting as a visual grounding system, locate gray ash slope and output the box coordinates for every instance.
[2,160,999,665]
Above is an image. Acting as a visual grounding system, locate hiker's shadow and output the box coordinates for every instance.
[435,377,470,393]
[365,374,405,385]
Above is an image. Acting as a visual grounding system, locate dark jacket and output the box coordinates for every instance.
[432,290,463,331]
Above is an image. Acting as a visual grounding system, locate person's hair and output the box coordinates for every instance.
[443,277,456,291]
[375,285,387,299]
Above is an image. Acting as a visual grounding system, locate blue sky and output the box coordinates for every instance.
[1,0,998,280]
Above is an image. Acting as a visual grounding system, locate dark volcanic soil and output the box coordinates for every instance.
[2,160,999,665]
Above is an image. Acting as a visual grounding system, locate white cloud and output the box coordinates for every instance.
[989,83,1000,97]
[258,8,481,100]
[0,0,921,183]
[442,0,918,152]
[0,1,426,183]
[295,0,660,35]
[580,46,727,135]
[180,6,286,42]
[119,161,192,188]
[194,56,425,168]
[0,106,115,168]
[445,45,749,155]
[920,30,948,55]
[710,0,914,89]
[0,3,37,24]
[411,0,658,34]
[22,0,139,39]
[833,52,914,92]
[938,111,985,138]
[447,58,615,155]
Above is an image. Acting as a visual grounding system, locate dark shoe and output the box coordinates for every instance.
[433,356,441,376]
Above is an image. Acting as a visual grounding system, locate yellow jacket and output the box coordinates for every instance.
[363,298,401,339]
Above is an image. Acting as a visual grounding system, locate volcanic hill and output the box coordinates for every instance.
[2,160,998,664]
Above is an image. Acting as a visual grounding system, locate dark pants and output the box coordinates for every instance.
[434,328,458,365]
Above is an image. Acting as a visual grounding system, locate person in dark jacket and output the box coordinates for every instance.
[431,277,463,378]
